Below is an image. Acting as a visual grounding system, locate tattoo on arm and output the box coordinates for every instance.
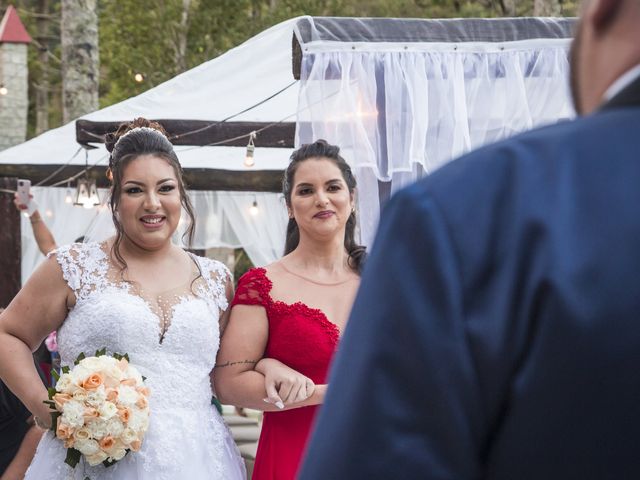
[216,359,258,368]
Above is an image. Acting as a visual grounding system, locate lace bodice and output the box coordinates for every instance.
[35,242,242,479]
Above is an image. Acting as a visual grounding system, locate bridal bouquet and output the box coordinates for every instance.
[45,349,150,468]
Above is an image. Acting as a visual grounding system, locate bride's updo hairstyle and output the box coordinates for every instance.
[105,117,196,268]
[282,139,366,274]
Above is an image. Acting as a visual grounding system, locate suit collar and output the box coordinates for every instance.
[599,74,640,112]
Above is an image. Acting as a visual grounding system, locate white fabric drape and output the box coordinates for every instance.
[21,187,288,282]
[295,40,575,245]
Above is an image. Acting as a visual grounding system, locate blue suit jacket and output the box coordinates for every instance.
[300,77,640,480]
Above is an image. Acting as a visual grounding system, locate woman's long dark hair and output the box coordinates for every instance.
[104,118,196,271]
[282,139,366,274]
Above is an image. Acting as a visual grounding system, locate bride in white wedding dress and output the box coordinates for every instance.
[0,119,245,479]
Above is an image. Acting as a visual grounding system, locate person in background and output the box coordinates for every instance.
[0,309,45,480]
[215,140,365,479]
[300,0,640,478]
[14,193,57,256]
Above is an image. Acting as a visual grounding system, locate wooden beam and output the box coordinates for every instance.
[76,119,296,148]
[0,177,21,307]
[0,164,284,192]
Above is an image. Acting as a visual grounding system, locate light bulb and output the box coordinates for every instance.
[45,209,53,218]
[244,145,255,168]
[0,86,7,96]
[249,200,259,216]
[134,73,144,83]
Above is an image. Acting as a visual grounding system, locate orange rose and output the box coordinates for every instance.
[53,393,72,411]
[130,440,141,452]
[81,373,103,390]
[120,378,136,387]
[106,388,118,403]
[99,436,116,450]
[56,419,74,440]
[117,406,131,423]
[83,407,99,420]
[136,386,150,397]
[135,395,148,409]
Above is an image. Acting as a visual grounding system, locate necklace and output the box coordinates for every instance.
[279,262,356,286]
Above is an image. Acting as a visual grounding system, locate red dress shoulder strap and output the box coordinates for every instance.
[231,267,272,308]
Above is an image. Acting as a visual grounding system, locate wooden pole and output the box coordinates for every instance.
[0,177,21,307]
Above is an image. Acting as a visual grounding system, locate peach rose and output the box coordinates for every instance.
[117,358,129,371]
[56,420,74,440]
[81,373,104,390]
[117,406,131,423]
[64,437,75,449]
[130,439,142,452]
[135,395,148,409]
[136,386,150,397]
[106,388,119,403]
[120,378,136,387]
[53,393,72,411]
[99,436,115,450]
[83,407,99,420]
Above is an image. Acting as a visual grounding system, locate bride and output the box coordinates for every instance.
[0,119,246,479]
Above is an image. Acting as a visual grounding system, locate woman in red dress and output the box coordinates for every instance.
[215,140,365,479]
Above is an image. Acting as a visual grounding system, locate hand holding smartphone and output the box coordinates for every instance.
[16,179,31,205]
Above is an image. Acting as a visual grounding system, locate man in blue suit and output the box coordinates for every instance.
[300,0,640,478]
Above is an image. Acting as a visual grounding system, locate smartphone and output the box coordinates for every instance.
[16,179,31,205]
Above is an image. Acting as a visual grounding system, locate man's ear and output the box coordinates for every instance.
[588,0,623,31]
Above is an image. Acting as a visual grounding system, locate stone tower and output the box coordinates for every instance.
[0,5,32,151]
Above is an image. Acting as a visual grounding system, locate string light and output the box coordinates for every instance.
[0,85,7,96]
[74,151,100,209]
[45,209,53,218]
[134,73,144,83]
[244,131,256,168]
[249,199,259,216]
[64,181,73,204]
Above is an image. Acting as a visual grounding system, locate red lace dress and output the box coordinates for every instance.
[231,267,340,480]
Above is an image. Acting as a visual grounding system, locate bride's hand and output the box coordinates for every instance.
[256,358,315,409]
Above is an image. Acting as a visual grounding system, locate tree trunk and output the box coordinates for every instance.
[533,0,561,16]
[173,0,192,74]
[61,0,99,123]
[35,0,50,134]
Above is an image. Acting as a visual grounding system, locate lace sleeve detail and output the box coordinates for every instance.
[196,256,232,312]
[231,268,271,308]
[47,242,108,301]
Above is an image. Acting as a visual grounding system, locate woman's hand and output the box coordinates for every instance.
[256,358,315,409]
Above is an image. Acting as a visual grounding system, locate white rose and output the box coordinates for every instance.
[55,373,77,394]
[74,438,100,456]
[105,446,127,462]
[85,450,108,466]
[106,417,124,437]
[102,365,124,387]
[98,401,117,420]
[120,427,138,446]
[78,356,103,371]
[87,419,108,439]
[124,366,144,385]
[61,400,85,429]
[74,427,91,441]
[70,364,91,385]
[72,389,88,403]
[86,386,106,407]
[117,385,138,406]
[127,407,149,432]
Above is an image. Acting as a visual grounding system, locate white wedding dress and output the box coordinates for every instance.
[26,242,246,480]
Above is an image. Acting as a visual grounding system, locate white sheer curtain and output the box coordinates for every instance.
[295,39,575,245]
[22,187,287,282]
